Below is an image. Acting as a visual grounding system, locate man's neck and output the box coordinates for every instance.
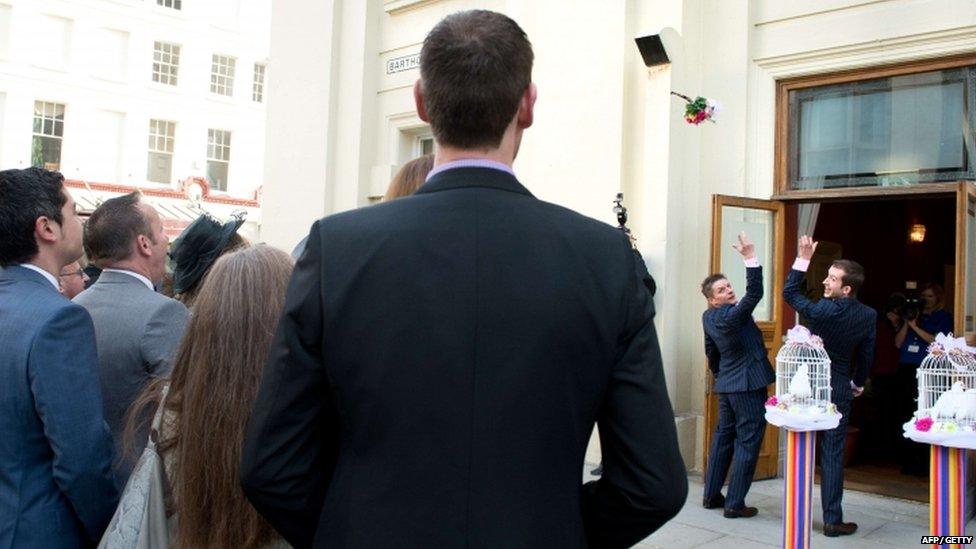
[434,147,513,168]
[25,252,64,279]
[103,261,153,281]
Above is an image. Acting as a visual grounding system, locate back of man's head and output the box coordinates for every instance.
[832,259,865,296]
[420,10,533,149]
[84,192,151,265]
[0,167,66,267]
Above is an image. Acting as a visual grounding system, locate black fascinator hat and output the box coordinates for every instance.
[170,211,246,296]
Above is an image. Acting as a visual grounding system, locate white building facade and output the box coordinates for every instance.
[259,0,976,491]
[0,0,271,236]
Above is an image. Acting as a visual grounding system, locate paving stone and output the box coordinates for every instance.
[581,465,976,549]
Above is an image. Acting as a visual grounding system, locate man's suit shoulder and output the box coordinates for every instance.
[74,281,188,328]
[534,198,629,240]
[312,188,632,252]
[10,279,86,327]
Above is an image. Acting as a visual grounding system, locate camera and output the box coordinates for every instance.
[613,192,629,232]
[902,298,922,320]
[885,293,922,321]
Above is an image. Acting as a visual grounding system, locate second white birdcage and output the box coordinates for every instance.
[775,326,832,412]
[917,335,976,430]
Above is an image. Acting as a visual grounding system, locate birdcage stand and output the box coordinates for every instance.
[780,429,815,549]
[928,445,968,549]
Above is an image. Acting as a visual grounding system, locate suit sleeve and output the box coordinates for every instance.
[852,310,877,387]
[783,268,836,321]
[581,242,688,548]
[724,266,764,326]
[28,304,119,543]
[704,332,720,377]
[240,221,340,549]
[140,299,189,376]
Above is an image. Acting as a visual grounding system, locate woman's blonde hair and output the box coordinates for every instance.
[126,244,294,548]
[383,154,433,201]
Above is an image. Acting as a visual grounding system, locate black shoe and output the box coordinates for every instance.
[590,464,603,476]
[723,506,758,518]
[702,494,726,509]
[823,522,858,537]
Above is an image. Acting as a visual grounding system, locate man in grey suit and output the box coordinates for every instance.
[74,192,189,485]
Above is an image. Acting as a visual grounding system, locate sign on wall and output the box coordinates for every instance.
[386,53,420,74]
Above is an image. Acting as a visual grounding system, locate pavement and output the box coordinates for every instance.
[583,465,976,548]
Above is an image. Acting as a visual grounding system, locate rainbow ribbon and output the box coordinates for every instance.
[930,445,967,549]
[782,430,815,549]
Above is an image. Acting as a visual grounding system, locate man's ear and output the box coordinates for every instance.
[34,216,58,244]
[516,82,537,130]
[842,285,853,297]
[414,80,430,123]
[136,234,153,258]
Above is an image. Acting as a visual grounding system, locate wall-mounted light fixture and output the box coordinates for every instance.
[634,34,670,67]
[910,223,926,243]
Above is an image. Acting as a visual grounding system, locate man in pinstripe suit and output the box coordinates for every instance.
[701,232,776,519]
[784,235,876,538]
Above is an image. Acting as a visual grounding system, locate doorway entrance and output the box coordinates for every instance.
[704,182,976,503]
[795,195,955,502]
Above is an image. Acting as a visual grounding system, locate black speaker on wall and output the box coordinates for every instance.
[634,34,670,67]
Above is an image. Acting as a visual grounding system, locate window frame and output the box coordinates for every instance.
[252,62,266,102]
[206,128,231,191]
[31,100,65,171]
[147,119,176,184]
[152,41,181,86]
[156,0,182,10]
[210,54,236,97]
[774,53,976,200]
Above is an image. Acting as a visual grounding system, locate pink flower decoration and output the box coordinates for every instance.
[915,417,934,432]
[765,396,778,407]
[673,92,719,126]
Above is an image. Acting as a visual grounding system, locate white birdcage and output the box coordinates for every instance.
[916,334,976,429]
[775,326,832,411]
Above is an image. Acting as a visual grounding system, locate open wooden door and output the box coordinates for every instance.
[704,195,785,480]
[957,181,976,345]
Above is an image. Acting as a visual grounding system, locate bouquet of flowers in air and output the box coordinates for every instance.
[671,92,719,125]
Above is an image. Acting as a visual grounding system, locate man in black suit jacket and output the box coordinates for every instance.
[783,236,876,538]
[700,233,775,519]
[240,9,686,549]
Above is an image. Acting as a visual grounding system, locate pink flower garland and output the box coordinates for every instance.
[915,417,934,432]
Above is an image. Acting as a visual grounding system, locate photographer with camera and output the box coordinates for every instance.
[889,283,952,475]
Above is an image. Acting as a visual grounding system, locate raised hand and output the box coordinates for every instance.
[798,235,818,260]
[732,232,755,260]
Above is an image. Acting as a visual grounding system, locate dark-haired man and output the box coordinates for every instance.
[0,167,118,547]
[783,235,876,538]
[700,233,775,519]
[74,192,188,486]
[242,9,686,548]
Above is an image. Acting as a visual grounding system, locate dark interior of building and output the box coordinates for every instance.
[795,195,957,502]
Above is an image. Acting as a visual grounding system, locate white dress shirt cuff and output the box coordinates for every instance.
[743,257,760,268]
[792,258,811,272]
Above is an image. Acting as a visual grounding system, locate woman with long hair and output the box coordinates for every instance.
[126,244,294,548]
[382,153,433,201]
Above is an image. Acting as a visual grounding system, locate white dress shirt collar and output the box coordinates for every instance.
[102,268,155,291]
[19,263,59,290]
